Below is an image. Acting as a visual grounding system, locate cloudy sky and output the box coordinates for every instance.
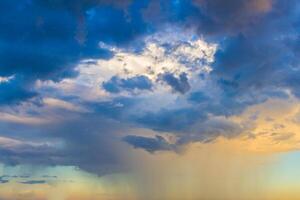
[0,0,300,199]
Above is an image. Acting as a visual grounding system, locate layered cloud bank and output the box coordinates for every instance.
[0,0,300,177]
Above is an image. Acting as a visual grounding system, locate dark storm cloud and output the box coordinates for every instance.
[102,75,153,93]
[159,72,191,94]
[177,117,244,144]
[0,111,131,176]
[182,0,300,98]
[119,102,246,151]
[143,0,300,102]
[135,108,203,133]
[190,0,273,35]
[0,140,62,166]
[1,0,299,104]
[123,135,175,153]
[2,0,298,105]
[0,0,150,105]
[188,91,210,103]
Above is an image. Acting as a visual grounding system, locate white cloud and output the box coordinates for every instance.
[43,98,89,113]
[0,112,49,125]
[42,28,216,103]
[0,136,52,149]
[0,75,15,83]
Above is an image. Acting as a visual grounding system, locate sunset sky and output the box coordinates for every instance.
[0,0,300,199]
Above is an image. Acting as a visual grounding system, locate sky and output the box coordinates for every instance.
[0,0,300,199]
